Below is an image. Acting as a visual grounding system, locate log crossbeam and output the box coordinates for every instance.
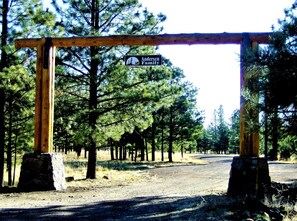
[15,32,272,155]
[15,32,271,48]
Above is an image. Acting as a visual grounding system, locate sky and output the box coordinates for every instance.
[140,0,294,126]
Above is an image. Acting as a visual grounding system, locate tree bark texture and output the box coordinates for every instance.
[271,110,279,160]
[86,0,100,179]
[86,45,99,179]
[168,106,174,162]
[0,89,5,187]
[7,98,12,186]
[151,114,156,161]
[0,0,9,187]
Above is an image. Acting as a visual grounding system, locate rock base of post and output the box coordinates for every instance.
[18,153,67,192]
[227,156,271,198]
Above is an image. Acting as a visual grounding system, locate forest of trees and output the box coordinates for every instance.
[0,0,296,187]
[197,106,240,155]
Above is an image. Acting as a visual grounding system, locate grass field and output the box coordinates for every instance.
[63,150,206,185]
[3,150,205,186]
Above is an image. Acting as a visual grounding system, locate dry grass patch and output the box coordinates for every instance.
[63,151,205,189]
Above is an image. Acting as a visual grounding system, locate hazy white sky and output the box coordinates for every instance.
[141,0,294,126]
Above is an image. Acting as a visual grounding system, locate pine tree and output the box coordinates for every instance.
[0,0,9,188]
[51,0,169,178]
[157,78,203,161]
[208,105,229,154]
[217,105,229,154]
[254,1,297,159]
[229,109,240,154]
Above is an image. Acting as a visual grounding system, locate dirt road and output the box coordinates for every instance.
[0,155,296,220]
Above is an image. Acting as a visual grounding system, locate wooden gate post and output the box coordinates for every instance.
[34,38,55,153]
[228,34,270,197]
[17,38,66,192]
[239,33,260,157]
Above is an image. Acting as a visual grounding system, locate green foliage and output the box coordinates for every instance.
[51,0,165,36]
[258,1,297,125]
[278,135,297,160]
[207,105,230,153]
[202,106,240,154]
[3,0,58,40]
[0,65,35,153]
[51,0,169,147]
[169,81,203,152]
[143,71,204,160]
[250,1,297,159]
[0,0,58,186]
[54,58,180,146]
[196,129,211,153]
[49,0,195,170]
[0,0,203,176]
[229,109,240,154]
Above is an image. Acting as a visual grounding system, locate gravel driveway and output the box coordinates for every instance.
[0,155,296,220]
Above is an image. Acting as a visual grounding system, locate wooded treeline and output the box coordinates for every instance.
[197,2,297,159]
[0,0,297,186]
[0,0,205,184]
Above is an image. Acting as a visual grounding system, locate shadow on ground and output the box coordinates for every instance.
[1,184,296,220]
[0,194,241,221]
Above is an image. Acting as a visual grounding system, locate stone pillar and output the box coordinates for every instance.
[16,39,67,192]
[18,153,66,192]
[227,33,271,197]
[227,157,271,197]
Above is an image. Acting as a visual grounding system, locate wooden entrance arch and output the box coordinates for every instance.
[15,32,271,156]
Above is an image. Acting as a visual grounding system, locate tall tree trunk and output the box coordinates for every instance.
[264,111,268,158]
[161,114,164,162]
[1,0,8,69]
[271,110,279,161]
[86,0,99,179]
[0,89,5,187]
[123,146,127,160]
[115,143,118,160]
[84,146,87,159]
[110,146,114,160]
[135,131,145,161]
[119,145,123,160]
[12,132,17,186]
[145,139,148,161]
[151,113,156,161]
[86,44,99,178]
[87,138,97,179]
[7,98,12,186]
[168,106,174,162]
[0,0,9,187]
[140,137,145,161]
[109,139,114,160]
[181,145,184,158]
[134,148,137,162]
[130,147,134,161]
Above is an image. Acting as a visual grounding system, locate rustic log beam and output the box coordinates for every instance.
[33,44,43,152]
[239,34,260,157]
[15,32,272,48]
[41,44,55,153]
[34,39,55,153]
